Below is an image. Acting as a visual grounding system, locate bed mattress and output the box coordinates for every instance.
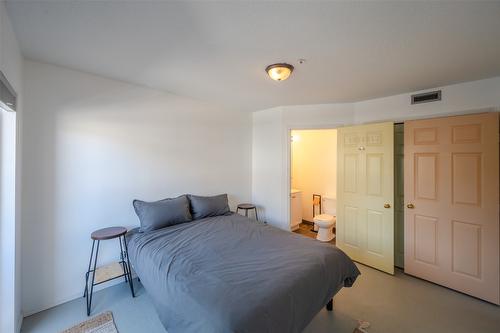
[127,213,359,333]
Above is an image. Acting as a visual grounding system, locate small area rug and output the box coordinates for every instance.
[60,311,118,333]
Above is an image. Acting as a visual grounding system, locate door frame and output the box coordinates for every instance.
[285,124,343,231]
[0,108,18,333]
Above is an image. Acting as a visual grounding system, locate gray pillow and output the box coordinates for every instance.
[133,195,192,232]
[188,194,230,219]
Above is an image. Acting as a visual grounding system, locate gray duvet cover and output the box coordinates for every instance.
[127,213,360,333]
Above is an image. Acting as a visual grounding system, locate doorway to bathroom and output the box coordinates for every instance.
[289,123,405,275]
[290,129,338,244]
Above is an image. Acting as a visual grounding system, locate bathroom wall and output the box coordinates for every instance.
[291,129,337,222]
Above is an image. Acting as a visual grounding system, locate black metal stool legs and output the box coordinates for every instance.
[236,206,259,221]
[84,235,135,316]
[119,236,128,283]
[122,235,135,297]
[83,240,95,299]
[84,227,134,316]
[85,240,100,316]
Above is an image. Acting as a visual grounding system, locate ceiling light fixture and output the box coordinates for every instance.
[265,63,294,81]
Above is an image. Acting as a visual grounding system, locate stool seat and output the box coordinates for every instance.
[237,203,256,209]
[236,203,259,221]
[91,226,127,240]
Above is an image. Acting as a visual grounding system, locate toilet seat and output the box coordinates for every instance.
[313,214,335,226]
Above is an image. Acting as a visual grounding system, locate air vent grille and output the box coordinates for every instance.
[411,90,441,105]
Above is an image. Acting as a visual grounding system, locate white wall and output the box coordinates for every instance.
[251,107,285,227]
[21,60,252,315]
[0,2,23,332]
[252,104,353,230]
[354,76,500,123]
[252,77,500,230]
[291,129,337,222]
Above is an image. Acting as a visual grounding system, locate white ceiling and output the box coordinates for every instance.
[6,1,500,111]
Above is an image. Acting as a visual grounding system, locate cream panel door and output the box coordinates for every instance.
[405,113,500,305]
[337,122,394,274]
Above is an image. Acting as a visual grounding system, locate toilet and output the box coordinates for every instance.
[313,214,336,242]
[313,197,336,242]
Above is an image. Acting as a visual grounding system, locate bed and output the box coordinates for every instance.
[126,213,360,333]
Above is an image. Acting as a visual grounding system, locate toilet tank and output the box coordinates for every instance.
[322,197,336,216]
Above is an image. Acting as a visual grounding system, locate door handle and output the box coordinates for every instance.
[407,203,415,209]
[384,203,391,209]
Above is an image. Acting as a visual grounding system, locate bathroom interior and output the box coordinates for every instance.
[290,129,337,243]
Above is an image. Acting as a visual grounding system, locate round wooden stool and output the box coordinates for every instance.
[236,203,259,221]
[84,227,135,315]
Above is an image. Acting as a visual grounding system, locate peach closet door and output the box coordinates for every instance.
[404,113,499,304]
[337,122,394,274]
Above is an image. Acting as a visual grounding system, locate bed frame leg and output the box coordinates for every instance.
[326,299,333,311]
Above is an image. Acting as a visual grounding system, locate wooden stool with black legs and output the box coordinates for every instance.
[84,226,135,316]
[236,203,259,221]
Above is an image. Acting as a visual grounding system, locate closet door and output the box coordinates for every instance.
[405,113,499,304]
[337,122,394,274]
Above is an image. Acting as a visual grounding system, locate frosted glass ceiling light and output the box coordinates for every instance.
[266,63,294,81]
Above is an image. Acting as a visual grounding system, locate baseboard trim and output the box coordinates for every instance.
[16,313,23,333]
[302,219,314,225]
[23,273,138,317]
